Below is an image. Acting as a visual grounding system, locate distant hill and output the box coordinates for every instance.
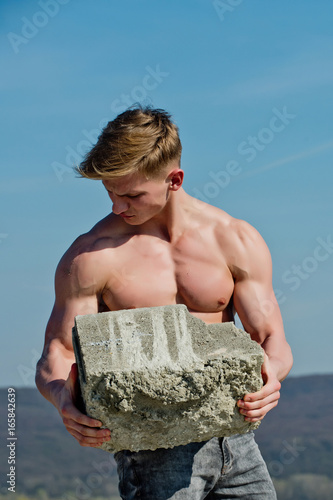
[255,374,333,479]
[0,374,332,499]
[0,388,119,499]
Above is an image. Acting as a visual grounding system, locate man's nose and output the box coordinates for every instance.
[112,197,129,215]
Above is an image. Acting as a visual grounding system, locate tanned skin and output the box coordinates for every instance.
[36,162,293,448]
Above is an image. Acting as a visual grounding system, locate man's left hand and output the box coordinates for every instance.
[237,353,281,422]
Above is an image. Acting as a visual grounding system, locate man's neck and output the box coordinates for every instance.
[139,188,194,243]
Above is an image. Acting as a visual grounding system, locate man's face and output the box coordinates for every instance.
[102,171,171,225]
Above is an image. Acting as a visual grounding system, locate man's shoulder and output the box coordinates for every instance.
[191,198,269,267]
[55,214,124,283]
[188,196,231,227]
[209,210,271,277]
[192,198,259,240]
[224,217,263,244]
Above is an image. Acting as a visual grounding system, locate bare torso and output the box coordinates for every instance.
[70,197,238,325]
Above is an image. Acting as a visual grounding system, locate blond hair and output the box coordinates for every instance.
[76,106,182,180]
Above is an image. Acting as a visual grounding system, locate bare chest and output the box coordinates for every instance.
[101,234,235,321]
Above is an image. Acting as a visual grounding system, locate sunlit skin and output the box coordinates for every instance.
[36,162,293,448]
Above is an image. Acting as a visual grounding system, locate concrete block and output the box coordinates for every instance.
[72,305,264,453]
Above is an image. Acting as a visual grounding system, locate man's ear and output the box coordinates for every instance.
[167,169,184,191]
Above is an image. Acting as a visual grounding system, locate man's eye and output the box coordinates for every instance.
[106,190,142,199]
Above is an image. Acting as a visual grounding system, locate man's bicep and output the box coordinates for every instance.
[43,255,100,354]
[233,277,283,343]
[231,224,284,343]
[44,294,98,352]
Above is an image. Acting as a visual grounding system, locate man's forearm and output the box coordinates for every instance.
[35,358,65,408]
[261,335,293,381]
[36,375,65,409]
[35,349,74,409]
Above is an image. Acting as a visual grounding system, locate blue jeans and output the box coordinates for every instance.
[114,432,276,499]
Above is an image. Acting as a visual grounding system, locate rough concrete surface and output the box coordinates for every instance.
[72,305,264,453]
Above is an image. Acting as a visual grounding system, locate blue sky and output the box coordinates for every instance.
[1,0,332,387]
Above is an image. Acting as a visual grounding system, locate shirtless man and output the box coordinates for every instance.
[36,106,293,499]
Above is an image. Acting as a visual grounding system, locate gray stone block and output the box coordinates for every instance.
[72,305,264,453]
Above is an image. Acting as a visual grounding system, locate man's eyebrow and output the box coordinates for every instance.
[106,188,145,197]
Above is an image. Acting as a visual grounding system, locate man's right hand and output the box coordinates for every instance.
[57,363,111,447]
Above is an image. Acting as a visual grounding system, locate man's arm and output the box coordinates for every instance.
[35,246,111,447]
[229,220,293,422]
